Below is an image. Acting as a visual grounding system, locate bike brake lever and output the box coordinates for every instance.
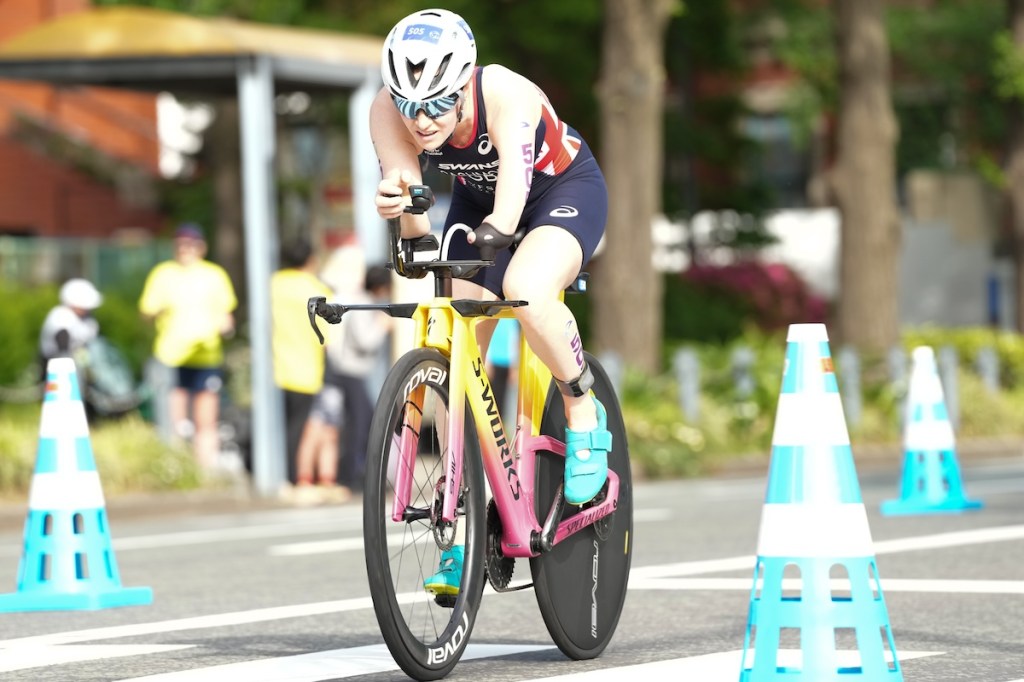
[307,297,326,345]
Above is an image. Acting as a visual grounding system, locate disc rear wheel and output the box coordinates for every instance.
[530,352,633,659]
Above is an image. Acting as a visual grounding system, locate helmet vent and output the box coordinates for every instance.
[429,54,453,93]
[405,59,427,89]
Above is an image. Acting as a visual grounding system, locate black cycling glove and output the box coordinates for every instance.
[472,222,515,261]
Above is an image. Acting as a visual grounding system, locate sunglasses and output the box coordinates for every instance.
[392,93,460,120]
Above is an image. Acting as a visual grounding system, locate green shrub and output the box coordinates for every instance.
[0,406,202,501]
[622,326,1024,479]
[92,289,155,378]
[0,283,153,389]
[0,284,56,386]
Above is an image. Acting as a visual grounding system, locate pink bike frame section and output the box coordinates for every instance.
[387,311,620,558]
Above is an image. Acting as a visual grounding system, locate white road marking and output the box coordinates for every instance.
[0,597,377,648]
[116,643,553,681]
[872,524,1024,554]
[629,523,1024,580]
[268,536,365,556]
[629,577,1024,595]
[632,508,672,522]
[517,649,943,681]
[0,644,192,673]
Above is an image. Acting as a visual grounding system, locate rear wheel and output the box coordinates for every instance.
[363,348,486,681]
[530,352,633,659]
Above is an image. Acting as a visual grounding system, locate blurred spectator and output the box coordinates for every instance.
[138,223,237,471]
[270,238,332,500]
[333,265,393,494]
[39,278,103,367]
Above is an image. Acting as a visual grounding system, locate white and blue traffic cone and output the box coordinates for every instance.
[0,357,152,611]
[881,346,982,516]
[739,324,902,681]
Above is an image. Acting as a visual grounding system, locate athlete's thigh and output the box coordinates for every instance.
[504,226,583,298]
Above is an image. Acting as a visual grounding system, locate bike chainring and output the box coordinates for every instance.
[485,499,517,591]
[430,477,457,551]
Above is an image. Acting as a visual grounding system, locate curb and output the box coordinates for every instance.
[0,483,283,534]
[707,437,1024,478]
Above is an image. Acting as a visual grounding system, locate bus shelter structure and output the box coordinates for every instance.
[0,7,386,496]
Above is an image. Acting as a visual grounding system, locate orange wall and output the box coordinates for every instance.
[0,0,163,236]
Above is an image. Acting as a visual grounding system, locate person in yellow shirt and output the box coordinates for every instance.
[139,224,237,471]
[271,238,332,495]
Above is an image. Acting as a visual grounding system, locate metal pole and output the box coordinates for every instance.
[238,56,285,497]
[349,69,386,264]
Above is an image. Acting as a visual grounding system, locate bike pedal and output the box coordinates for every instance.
[433,594,457,608]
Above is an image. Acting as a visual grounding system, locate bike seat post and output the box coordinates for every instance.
[434,269,453,298]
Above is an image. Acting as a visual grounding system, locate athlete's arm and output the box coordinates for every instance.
[369,88,431,239]
[477,66,542,235]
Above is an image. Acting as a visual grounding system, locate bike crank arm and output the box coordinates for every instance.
[547,471,620,549]
[534,485,567,553]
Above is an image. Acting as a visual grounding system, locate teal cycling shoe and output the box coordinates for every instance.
[564,396,613,505]
[423,545,464,598]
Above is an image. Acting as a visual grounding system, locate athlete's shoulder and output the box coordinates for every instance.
[480,64,532,91]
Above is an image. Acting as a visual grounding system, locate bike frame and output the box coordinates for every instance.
[389,295,620,559]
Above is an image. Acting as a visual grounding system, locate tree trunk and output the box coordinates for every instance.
[593,0,674,375]
[1007,0,1024,332]
[832,0,900,353]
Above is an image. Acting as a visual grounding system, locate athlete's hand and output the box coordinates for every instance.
[375,169,416,219]
[468,221,515,261]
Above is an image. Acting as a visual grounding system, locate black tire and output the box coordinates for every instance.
[363,348,486,681]
[530,352,633,660]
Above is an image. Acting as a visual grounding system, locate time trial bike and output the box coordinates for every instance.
[308,185,632,681]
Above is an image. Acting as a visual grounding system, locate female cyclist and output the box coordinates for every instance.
[371,8,613,594]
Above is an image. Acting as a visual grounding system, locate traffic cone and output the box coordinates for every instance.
[739,324,902,681]
[0,357,152,611]
[881,346,982,515]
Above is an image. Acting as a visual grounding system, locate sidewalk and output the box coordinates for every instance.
[698,436,1023,478]
[0,482,287,534]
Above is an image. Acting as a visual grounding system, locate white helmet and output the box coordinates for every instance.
[381,9,477,101]
[59,278,103,310]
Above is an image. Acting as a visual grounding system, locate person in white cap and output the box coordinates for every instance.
[39,278,104,365]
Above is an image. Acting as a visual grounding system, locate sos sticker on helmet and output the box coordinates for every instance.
[402,24,442,43]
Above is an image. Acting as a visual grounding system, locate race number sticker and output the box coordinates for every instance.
[402,24,442,44]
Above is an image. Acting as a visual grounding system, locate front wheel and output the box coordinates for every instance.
[363,348,486,681]
[530,352,633,659]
